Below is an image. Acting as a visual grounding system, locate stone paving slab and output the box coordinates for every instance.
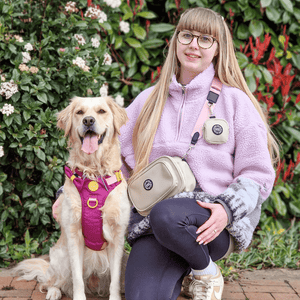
[0,268,299,299]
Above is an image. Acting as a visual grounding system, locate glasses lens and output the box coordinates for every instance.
[198,35,214,49]
[178,31,193,45]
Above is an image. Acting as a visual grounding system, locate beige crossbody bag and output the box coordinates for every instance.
[127,78,228,216]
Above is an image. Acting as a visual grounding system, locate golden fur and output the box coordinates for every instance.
[13,96,131,300]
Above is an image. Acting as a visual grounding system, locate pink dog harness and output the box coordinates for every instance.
[64,166,123,251]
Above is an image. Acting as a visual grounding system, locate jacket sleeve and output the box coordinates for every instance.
[214,91,275,225]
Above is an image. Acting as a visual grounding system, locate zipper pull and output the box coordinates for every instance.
[182,86,186,95]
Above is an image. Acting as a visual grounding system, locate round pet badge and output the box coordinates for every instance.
[88,181,99,191]
[212,124,223,135]
[143,179,153,191]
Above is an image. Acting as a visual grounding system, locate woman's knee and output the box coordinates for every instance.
[150,200,178,233]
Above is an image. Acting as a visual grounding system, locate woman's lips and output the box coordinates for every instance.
[185,53,201,58]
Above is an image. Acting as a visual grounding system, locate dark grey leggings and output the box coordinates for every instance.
[125,198,230,300]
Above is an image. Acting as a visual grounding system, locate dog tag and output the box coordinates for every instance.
[88,181,99,191]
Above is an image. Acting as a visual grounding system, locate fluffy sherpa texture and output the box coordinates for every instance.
[120,63,275,252]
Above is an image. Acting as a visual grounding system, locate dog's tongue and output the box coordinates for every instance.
[81,135,98,154]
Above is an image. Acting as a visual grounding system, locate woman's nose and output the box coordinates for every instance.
[189,36,199,48]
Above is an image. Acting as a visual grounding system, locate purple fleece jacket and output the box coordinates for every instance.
[120,63,274,199]
[120,64,276,251]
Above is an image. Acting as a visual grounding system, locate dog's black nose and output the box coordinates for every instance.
[83,116,95,127]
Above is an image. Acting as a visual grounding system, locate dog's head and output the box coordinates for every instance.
[57,96,128,155]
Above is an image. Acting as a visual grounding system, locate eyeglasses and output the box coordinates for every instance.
[177,31,217,49]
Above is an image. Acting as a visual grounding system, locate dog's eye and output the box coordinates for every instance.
[76,110,84,115]
[98,109,106,114]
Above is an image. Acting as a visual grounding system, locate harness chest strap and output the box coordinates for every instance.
[64,166,123,251]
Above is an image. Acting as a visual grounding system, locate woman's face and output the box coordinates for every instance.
[176,30,218,85]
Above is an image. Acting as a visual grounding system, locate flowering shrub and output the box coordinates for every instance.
[0,0,299,265]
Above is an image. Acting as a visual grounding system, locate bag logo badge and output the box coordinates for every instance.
[212,124,223,135]
[143,179,153,191]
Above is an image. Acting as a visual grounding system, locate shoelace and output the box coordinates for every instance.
[190,279,213,300]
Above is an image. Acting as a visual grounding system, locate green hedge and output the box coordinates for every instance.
[0,0,299,266]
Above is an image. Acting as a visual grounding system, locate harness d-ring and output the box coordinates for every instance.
[87,198,98,209]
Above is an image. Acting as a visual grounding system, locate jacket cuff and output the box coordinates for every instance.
[213,199,233,225]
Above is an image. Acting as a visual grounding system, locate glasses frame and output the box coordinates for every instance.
[177,31,217,49]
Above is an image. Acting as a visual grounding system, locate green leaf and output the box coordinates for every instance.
[0,173,7,182]
[142,39,165,49]
[133,25,147,40]
[123,11,133,20]
[34,147,46,161]
[135,47,149,62]
[282,126,300,141]
[266,6,281,22]
[289,200,300,216]
[279,0,293,13]
[67,67,75,78]
[261,68,273,84]
[75,21,88,28]
[8,44,17,54]
[249,20,264,38]
[125,38,142,48]
[291,54,300,69]
[150,23,175,33]
[125,49,137,67]
[261,0,272,7]
[246,75,257,93]
[136,11,157,19]
[236,52,249,69]
[114,35,123,49]
[237,24,250,40]
[272,191,287,216]
[37,92,48,104]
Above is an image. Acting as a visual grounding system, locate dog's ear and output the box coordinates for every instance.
[106,97,128,135]
[57,97,77,137]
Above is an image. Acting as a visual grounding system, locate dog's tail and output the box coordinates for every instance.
[12,256,50,283]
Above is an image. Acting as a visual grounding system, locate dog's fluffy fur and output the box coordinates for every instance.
[13,96,131,300]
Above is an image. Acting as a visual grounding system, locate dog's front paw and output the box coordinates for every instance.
[46,287,62,300]
[108,293,122,300]
[73,291,86,300]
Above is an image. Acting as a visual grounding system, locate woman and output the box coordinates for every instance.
[120,7,279,300]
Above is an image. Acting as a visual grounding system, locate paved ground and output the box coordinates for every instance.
[0,267,299,299]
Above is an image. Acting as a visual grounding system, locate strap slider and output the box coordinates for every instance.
[207,91,219,104]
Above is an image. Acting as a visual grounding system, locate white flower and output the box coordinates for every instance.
[65,1,78,13]
[73,57,86,69]
[104,0,121,8]
[103,53,112,65]
[14,35,23,42]
[115,95,124,107]
[120,20,130,34]
[74,34,86,45]
[91,37,100,48]
[98,11,107,23]
[1,75,5,81]
[0,146,4,158]
[0,80,18,99]
[0,103,15,116]
[22,52,31,63]
[24,43,33,51]
[100,84,108,97]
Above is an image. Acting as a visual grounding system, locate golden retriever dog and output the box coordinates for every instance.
[13,96,131,300]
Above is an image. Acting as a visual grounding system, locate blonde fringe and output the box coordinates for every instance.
[130,7,279,183]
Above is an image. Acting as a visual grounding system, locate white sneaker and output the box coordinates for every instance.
[187,263,224,300]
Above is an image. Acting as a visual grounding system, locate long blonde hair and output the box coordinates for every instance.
[130,7,279,181]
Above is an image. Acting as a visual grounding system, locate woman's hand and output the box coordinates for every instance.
[195,201,228,245]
